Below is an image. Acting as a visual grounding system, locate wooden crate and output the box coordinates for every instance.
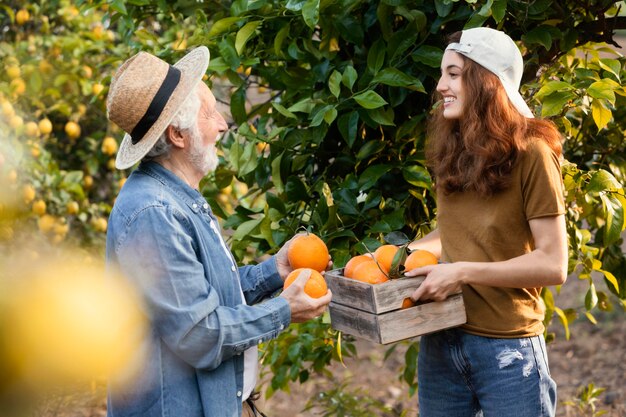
[324,269,467,344]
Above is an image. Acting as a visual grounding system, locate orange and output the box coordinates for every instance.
[343,254,373,278]
[404,249,438,271]
[350,260,388,284]
[373,244,398,273]
[283,268,328,298]
[287,233,329,272]
[401,297,416,309]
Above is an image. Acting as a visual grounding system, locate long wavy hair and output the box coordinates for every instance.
[426,32,562,197]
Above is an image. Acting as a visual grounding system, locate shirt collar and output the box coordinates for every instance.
[137,161,211,214]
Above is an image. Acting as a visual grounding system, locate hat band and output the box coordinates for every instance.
[130,65,182,145]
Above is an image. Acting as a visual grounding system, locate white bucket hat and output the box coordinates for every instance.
[107,47,210,169]
[446,27,534,118]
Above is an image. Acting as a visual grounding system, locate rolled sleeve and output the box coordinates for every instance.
[239,257,284,304]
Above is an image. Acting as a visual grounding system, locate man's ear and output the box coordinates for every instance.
[165,125,186,149]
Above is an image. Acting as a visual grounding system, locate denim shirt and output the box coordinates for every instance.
[105,161,291,417]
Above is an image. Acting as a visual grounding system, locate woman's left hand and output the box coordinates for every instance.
[406,263,464,302]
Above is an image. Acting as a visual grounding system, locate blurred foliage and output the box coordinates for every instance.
[1,0,625,411]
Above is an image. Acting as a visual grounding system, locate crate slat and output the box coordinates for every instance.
[324,268,467,344]
[325,269,425,314]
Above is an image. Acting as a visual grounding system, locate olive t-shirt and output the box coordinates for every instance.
[437,139,565,338]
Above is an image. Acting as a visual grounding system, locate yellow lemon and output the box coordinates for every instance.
[81,65,93,79]
[1,101,15,117]
[6,66,21,79]
[38,118,53,135]
[66,201,79,215]
[22,185,36,204]
[24,121,39,137]
[4,259,147,383]
[10,78,26,95]
[31,199,46,216]
[91,217,108,233]
[83,175,93,190]
[64,121,81,139]
[92,83,104,96]
[15,9,30,25]
[9,115,23,129]
[101,136,118,155]
[37,214,56,233]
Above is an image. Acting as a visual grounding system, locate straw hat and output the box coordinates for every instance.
[446,27,534,118]
[106,47,210,169]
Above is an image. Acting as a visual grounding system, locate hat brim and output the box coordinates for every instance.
[115,46,210,170]
[500,77,534,119]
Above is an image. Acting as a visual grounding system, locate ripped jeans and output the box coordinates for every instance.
[417,328,556,417]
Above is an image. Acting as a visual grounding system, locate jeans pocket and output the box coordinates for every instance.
[530,335,551,377]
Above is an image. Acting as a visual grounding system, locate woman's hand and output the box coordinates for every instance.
[406,263,464,302]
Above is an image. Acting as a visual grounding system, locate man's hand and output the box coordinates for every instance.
[280,269,332,323]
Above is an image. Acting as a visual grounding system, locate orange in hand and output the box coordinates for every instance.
[373,244,398,273]
[404,249,438,272]
[283,268,328,298]
[287,233,329,273]
[351,260,389,284]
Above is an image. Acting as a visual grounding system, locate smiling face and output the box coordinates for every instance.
[437,50,466,120]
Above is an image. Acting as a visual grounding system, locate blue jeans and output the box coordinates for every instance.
[418,329,556,417]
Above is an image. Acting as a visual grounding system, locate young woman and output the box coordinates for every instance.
[405,27,568,417]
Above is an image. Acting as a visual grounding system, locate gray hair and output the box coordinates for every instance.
[143,89,201,161]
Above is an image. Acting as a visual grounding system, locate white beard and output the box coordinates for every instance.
[188,127,219,174]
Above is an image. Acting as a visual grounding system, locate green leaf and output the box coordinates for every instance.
[358,164,392,190]
[591,99,612,131]
[337,111,359,147]
[587,169,622,192]
[588,80,616,103]
[367,107,395,126]
[235,20,261,55]
[356,140,386,160]
[523,26,554,50]
[208,17,241,38]
[367,39,386,75]
[233,218,263,241]
[342,66,358,90]
[600,193,624,245]
[372,68,425,92]
[274,24,290,57]
[230,86,247,125]
[272,102,297,119]
[599,58,621,81]
[271,153,284,194]
[353,90,388,109]
[109,0,128,14]
[411,45,443,68]
[585,283,598,310]
[328,70,342,98]
[402,165,431,189]
[491,0,507,22]
[302,0,320,29]
[540,91,575,117]
[535,81,573,100]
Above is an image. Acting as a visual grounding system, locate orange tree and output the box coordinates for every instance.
[109,0,626,399]
[2,0,625,408]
